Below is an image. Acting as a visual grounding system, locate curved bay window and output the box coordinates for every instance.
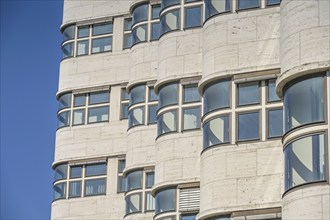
[160,9,180,35]
[158,83,178,109]
[155,188,176,214]
[203,80,230,114]
[158,110,178,136]
[126,170,143,191]
[283,75,324,133]
[61,25,75,59]
[205,0,230,20]
[284,134,325,192]
[161,0,180,9]
[203,115,230,149]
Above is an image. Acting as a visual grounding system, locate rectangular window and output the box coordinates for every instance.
[128,107,145,127]
[157,110,178,136]
[268,109,283,138]
[76,40,89,56]
[73,109,85,125]
[74,95,86,107]
[85,178,106,196]
[267,79,280,102]
[92,37,112,53]
[89,92,109,105]
[78,25,89,38]
[183,107,201,130]
[267,0,281,6]
[118,159,126,193]
[146,172,155,188]
[238,112,259,141]
[151,22,161,40]
[238,81,259,106]
[58,111,70,128]
[185,6,202,28]
[183,84,200,103]
[125,193,142,214]
[53,183,66,200]
[203,115,229,148]
[237,0,260,10]
[123,33,132,49]
[148,105,158,124]
[85,163,107,177]
[146,192,155,211]
[124,18,132,31]
[92,23,113,36]
[88,106,109,123]
[148,87,157,101]
[70,166,82,178]
[69,181,82,198]
[152,5,161,19]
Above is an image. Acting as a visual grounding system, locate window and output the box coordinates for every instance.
[123,18,133,49]
[118,159,127,193]
[151,22,161,40]
[205,0,230,20]
[132,25,147,44]
[237,81,259,106]
[267,0,281,6]
[128,106,145,127]
[148,105,158,124]
[267,79,280,102]
[283,75,324,132]
[155,188,176,214]
[62,42,74,58]
[54,164,68,181]
[183,107,201,130]
[132,4,148,24]
[88,106,109,123]
[158,110,178,136]
[203,115,229,148]
[92,37,112,53]
[268,108,283,138]
[85,179,106,196]
[146,192,155,211]
[62,25,75,42]
[185,6,202,28]
[160,10,180,35]
[78,26,89,38]
[237,0,260,10]
[93,23,112,36]
[69,181,81,198]
[58,111,70,128]
[152,4,161,19]
[158,83,178,109]
[76,40,89,56]
[53,182,66,200]
[121,88,129,119]
[61,25,75,59]
[182,214,197,220]
[146,172,154,188]
[126,170,143,191]
[161,0,180,9]
[183,84,200,103]
[238,112,259,141]
[130,85,145,105]
[125,193,142,214]
[284,134,325,191]
[85,163,107,176]
[203,80,230,114]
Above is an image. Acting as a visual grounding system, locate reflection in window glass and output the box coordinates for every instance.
[86,163,106,177]
[284,76,324,132]
[89,92,109,105]
[63,25,75,42]
[130,85,145,105]
[148,105,157,124]
[183,108,201,130]
[124,18,132,31]
[238,112,259,141]
[58,111,70,128]
[70,166,82,178]
[205,0,230,19]
[203,80,229,114]
[152,5,161,19]
[73,109,85,125]
[62,42,74,58]
[184,85,200,103]
[54,164,67,181]
[158,110,177,136]
[78,26,89,38]
[59,93,71,110]
[155,188,175,214]
[132,4,148,24]
[123,33,132,49]
[268,79,280,102]
[88,106,109,123]
[85,178,106,196]
[203,115,229,148]
[129,107,145,127]
[69,181,81,198]
[54,183,66,200]
[267,0,281,6]
[92,23,112,36]
[185,6,202,28]
[132,25,147,44]
[92,37,112,53]
[146,172,154,188]
[238,82,259,106]
[284,134,325,191]
[238,0,260,10]
[146,192,155,211]
[74,95,86,107]
[161,0,180,8]
[151,22,161,40]
[77,40,89,56]
[125,193,141,214]
[158,84,178,108]
[268,109,283,138]
[160,10,180,35]
[127,170,143,191]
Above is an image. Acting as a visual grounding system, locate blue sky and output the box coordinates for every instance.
[1,0,63,219]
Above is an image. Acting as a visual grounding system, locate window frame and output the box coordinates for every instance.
[236,110,261,142]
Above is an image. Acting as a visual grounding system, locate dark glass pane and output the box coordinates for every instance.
[123,33,132,49]
[238,81,259,106]
[268,79,280,102]
[183,108,201,130]
[54,164,67,181]
[148,87,157,101]
[59,93,71,110]
[146,192,155,211]
[92,23,112,35]
[88,106,109,123]
[151,22,161,40]
[148,105,158,124]
[124,18,132,31]
[132,25,147,44]
[118,176,127,192]
[152,4,161,19]
[125,193,141,214]
[203,115,229,148]
[238,0,260,10]
[161,0,180,8]
[69,181,81,198]
[132,4,148,24]
[58,111,70,128]
[128,107,145,127]
[121,103,129,119]
[86,163,106,177]
[160,10,180,34]
[89,92,109,104]
[76,40,89,56]
[70,166,82,178]
[130,85,145,105]
[78,26,89,38]
[62,42,74,58]
[85,178,106,195]
[53,183,66,200]
[155,188,175,214]
[63,25,75,42]
[158,83,178,108]
[185,6,202,28]
[146,172,155,188]
[126,170,142,191]
[203,80,229,114]
[121,88,129,100]
[92,37,112,53]
[118,160,126,173]
[238,112,259,141]
[73,109,85,125]
[205,0,231,19]
[74,95,86,107]
[268,109,283,138]
[182,215,197,220]
[267,0,281,6]
[184,84,200,103]
[157,110,177,136]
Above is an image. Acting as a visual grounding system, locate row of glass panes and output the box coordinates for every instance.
[57,91,110,128]
[53,163,107,200]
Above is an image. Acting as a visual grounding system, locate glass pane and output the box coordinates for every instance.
[73,109,85,125]
[126,170,142,191]
[238,0,260,10]
[121,103,129,119]
[268,79,280,102]
[118,176,127,192]
[85,178,106,196]
[59,93,71,110]
[185,6,202,28]
[203,115,229,148]
[183,108,201,130]
[151,22,161,40]
[238,81,259,106]
[267,0,281,6]
[268,109,283,138]
[74,95,86,107]
[70,166,82,178]
[161,0,180,8]
[58,111,70,128]
[148,87,157,101]
[205,0,231,19]
[125,193,141,214]
[118,160,126,173]
[54,164,67,181]
[157,110,177,136]
[284,76,324,132]
[121,88,129,100]
[53,183,66,200]
[88,106,109,123]
[69,181,81,198]
[124,18,132,31]
[146,172,155,188]
[130,85,145,105]
[78,26,89,38]
[132,4,148,24]
[123,33,132,49]
[155,188,175,214]
[146,192,155,211]
[62,42,74,58]
[203,80,229,114]
[63,25,75,42]
[238,112,259,141]
[92,23,112,35]
[92,37,112,53]
[86,163,106,177]
[184,84,200,103]
[182,215,197,220]
[89,92,109,105]
[152,5,161,19]
[132,25,147,44]
[148,105,157,124]
[77,40,89,56]
[284,134,325,191]
[160,10,180,34]
[158,83,178,108]
[128,107,145,127]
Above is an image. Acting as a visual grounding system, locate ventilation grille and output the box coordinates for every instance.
[179,188,200,211]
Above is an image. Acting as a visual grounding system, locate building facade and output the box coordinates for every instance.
[52,0,330,219]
